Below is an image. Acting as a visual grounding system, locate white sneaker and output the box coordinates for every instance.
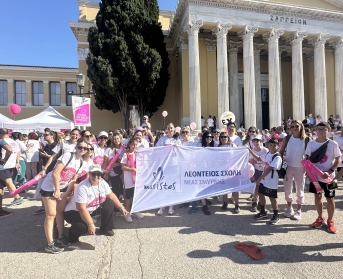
[157,208,164,215]
[133,212,144,219]
[168,206,174,215]
[124,213,133,223]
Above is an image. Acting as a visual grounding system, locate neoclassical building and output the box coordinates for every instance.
[1,0,343,132]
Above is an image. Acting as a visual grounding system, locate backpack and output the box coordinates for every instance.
[268,152,286,179]
[284,134,310,150]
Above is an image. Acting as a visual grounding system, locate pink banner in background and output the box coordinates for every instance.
[72,96,91,126]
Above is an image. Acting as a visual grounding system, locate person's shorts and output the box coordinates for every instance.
[258,183,278,199]
[254,169,263,181]
[4,168,15,179]
[40,187,67,197]
[309,181,336,198]
[125,188,135,199]
[337,167,342,173]
[0,170,7,189]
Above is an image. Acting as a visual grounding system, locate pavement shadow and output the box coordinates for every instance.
[187,241,343,264]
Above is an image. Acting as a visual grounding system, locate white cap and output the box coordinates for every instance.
[98,131,108,138]
[89,164,103,173]
[252,134,262,141]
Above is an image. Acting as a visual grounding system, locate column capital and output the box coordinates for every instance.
[177,36,188,50]
[77,47,89,60]
[308,33,330,49]
[212,22,232,39]
[263,27,284,42]
[330,36,343,51]
[228,41,242,53]
[184,20,203,36]
[205,39,217,52]
[238,25,258,39]
[286,31,308,46]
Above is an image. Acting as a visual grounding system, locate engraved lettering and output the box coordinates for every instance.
[270,15,274,21]
[303,20,306,25]
[280,17,284,22]
[275,16,279,21]
[291,18,294,23]
[286,17,289,23]
[298,19,302,24]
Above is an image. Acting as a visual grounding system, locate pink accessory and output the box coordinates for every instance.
[128,153,136,184]
[105,145,125,172]
[10,174,46,197]
[301,160,333,193]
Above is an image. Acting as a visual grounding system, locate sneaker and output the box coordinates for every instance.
[251,202,258,212]
[124,214,133,223]
[168,206,174,215]
[234,205,240,214]
[246,194,254,202]
[7,197,24,207]
[291,210,301,220]
[157,208,164,216]
[33,208,45,215]
[269,214,280,225]
[178,203,190,209]
[221,202,228,210]
[55,235,71,247]
[254,212,268,220]
[312,216,326,228]
[202,205,211,215]
[327,219,337,234]
[118,195,124,201]
[132,212,144,219]
[188,207,198,214]
[45,242,64,254]
[283,207,294,218]
[0,208,13,218]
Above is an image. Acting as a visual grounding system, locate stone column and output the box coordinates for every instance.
[279,45,285,120]
[287,31,308,120]
[263,27,284,128]
[238,25,258,128]
[184,20,203,130]
[212,22,232,123]
[254,43,264,129]
[228,41,242,127]
[309,33,330,121]
[330,37,343,119]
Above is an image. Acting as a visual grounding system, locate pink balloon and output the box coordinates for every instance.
[248,163,255,178]
[190,122,196,130]
[9,104,21,115]
[175,126,181,133]
[162,111,168,117]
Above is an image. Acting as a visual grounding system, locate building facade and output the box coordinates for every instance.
[1,0,343,133]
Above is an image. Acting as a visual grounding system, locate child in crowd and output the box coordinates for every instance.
[249,138,282,224]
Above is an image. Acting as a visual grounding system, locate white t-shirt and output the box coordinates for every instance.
[41,152,83,191]
[40,136,47,147]
[104,147,125,176]
[207,118,214,127]
[52,140,76,155]
[2,138,19,169]
[77,158,94,183]
[16,139,26,161]
[25,140,40,163]
[260,152,282,189]
[92,143,106,167]
[336,136,343,167]
[334,118,341,127]
[230,135,242,147]
[213,139,219,147]
[137,138,150,148]
[65,179,111,213]
[219,143,237,147]
[249,147,269,171]
[201,118,205,126]
[285,136,306,167]
[121,152,135,189]
[305,140,341,183]
[156,136,181,146]
[181,137,195,146]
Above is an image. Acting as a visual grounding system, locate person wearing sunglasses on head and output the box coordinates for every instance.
[92,131,108,168]
[64,164,128,243]
[40,139,87,254]
[243,127,259,148]
[212,129,221,147]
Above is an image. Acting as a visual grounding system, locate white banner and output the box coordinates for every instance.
[72,96,91,126]
[131,146,255,213]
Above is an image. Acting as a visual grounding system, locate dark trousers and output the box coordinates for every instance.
[109,175,123,198]
[64,198,115,242]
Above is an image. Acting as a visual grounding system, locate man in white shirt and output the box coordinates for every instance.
[207,115,214,132]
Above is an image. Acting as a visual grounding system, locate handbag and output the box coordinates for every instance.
[309,141,329,163]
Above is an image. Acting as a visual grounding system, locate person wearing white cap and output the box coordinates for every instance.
[142,115,151,129]
[64,164,128,244]
[92,131,108,168]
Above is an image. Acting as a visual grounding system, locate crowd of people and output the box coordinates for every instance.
[0,113,342,254]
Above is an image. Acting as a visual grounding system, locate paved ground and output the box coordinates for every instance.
[1,182,343,279]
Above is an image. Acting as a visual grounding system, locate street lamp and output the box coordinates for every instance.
[76,72,85,97]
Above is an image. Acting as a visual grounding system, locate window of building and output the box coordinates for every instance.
[15,81,26,106]
[32,81,44,106]
[0,80,8,106]
[66,82,77,106]
[50,82,61,106]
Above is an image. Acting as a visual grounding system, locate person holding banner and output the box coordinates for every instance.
[121,138,144,222]
[133,128,150,148]
[304,122,341,233]
[180,127,195,146]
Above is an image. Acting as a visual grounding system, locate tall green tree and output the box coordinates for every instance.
[86,0,170,128]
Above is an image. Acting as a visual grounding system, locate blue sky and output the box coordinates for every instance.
[0,0,178,68]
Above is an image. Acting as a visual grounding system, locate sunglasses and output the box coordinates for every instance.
[108,133,113,136]
[220,136,228,138]
[84,135,91,138]
[228,126,235,129]
[291,125,300,128]
[206,136,213,139]
[213,132,219,134]
[99,137,108,140]
[181,131,188,134]
[77,146,89,151]
[88,148,94,151]
[249,130,256,133]
[143,118,147,120]
[90,172,102,177]
[44,134,51,137]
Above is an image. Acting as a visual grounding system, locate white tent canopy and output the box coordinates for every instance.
[3,106,74,133]
[0,113,14,127]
